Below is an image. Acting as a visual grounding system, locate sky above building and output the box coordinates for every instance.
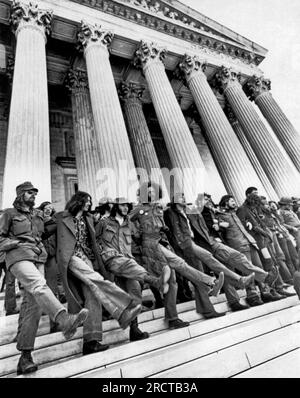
[181,0,300,133]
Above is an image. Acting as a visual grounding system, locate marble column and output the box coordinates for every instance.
[245,75,300,173]
[216,66,300,197]
[119,82,168,199]
[178,54,266,204]
[225,103,278,201]
[134,42,206,202]
[2,1,53,208]
[65,69,101,202]
[77,22,138,201]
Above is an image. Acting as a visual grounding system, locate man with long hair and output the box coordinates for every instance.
[0,182,89,375]
[218,194,281,304]
[45,191,142,356]
[130,182,225,329]
[96,197,170,341]
[164,193,260,313]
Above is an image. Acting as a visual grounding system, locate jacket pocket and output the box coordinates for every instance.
[103,225,116,242]
[123,232,132,245]
[12,216,31,236]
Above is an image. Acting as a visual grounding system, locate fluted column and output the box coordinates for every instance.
[119,82,169,199]
[245,75,300,173]
[216,66,300,196]
[134,42,206,202]
[225,104,278,201]
[2,1,53,207]
[65,69,101,202]
[178,54,266,204]
[78,22,137,200]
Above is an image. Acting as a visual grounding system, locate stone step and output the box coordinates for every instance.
[234,348,300,378]
[0,291,238,346]
[152,306,300,378]
[0,299,232,377]
[14,295,299,378]
[75,303,300,378]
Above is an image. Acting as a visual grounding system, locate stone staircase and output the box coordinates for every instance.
[0,288,300,378]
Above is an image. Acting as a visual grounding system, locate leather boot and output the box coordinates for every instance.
[129,318,150,341]
[208,272,224,297]
[230,302,250,312]
[55,308,89,340]
[82,340,110,355]
[17,350,38,375]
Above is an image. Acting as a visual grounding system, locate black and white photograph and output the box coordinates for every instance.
[0,0,300,381]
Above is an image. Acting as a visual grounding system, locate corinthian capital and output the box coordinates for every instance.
[244,75,271,101]
[10,1,53,37]
[119,82,145,102]
[134,41,166,70]
[77,21,114,52]
[65,69,89,93]
[177,54,207,82]
[215,66,242,91]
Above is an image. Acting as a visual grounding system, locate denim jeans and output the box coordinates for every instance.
[211,241,267,283]
[116,277,142,304]
[164,269,179,321]
[106,256,148,283]
[190,242,243,283]
[68,255,133,324]
[159,244,215,287]
[4,269,17,313]
[278,236,299,273]
[10,261,66,351]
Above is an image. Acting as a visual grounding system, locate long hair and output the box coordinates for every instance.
[219,195,234,209]
[65,191,92,216]
[110,202,133,218]
[38,201,56,217]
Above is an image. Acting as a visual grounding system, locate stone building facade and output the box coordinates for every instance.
[0,0,299,209]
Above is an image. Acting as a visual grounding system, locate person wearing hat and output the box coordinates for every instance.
[279,197,300,251]
[95,196,171,342]
[0,182,89,375]
[164,193,262,312]
[130,182,225,330]
[43,191,144,355]
[93,197,114,223]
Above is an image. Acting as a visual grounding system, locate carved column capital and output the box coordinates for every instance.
[77,21,114,54]
[133,41,166,71]
[10,1,53,40]
[244,75,271,101]
[215,66,242,92]
[118,82,145,106]
[65,69,89,93]
[177,54,207,83]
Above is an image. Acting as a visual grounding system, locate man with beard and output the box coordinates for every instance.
[130,182,225,329]
[95,197,171,341]
[237,192,289,300]
[0,182,89,375]
[44,191,144,356]
[218,194,281,303]
[164,193,266,311]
